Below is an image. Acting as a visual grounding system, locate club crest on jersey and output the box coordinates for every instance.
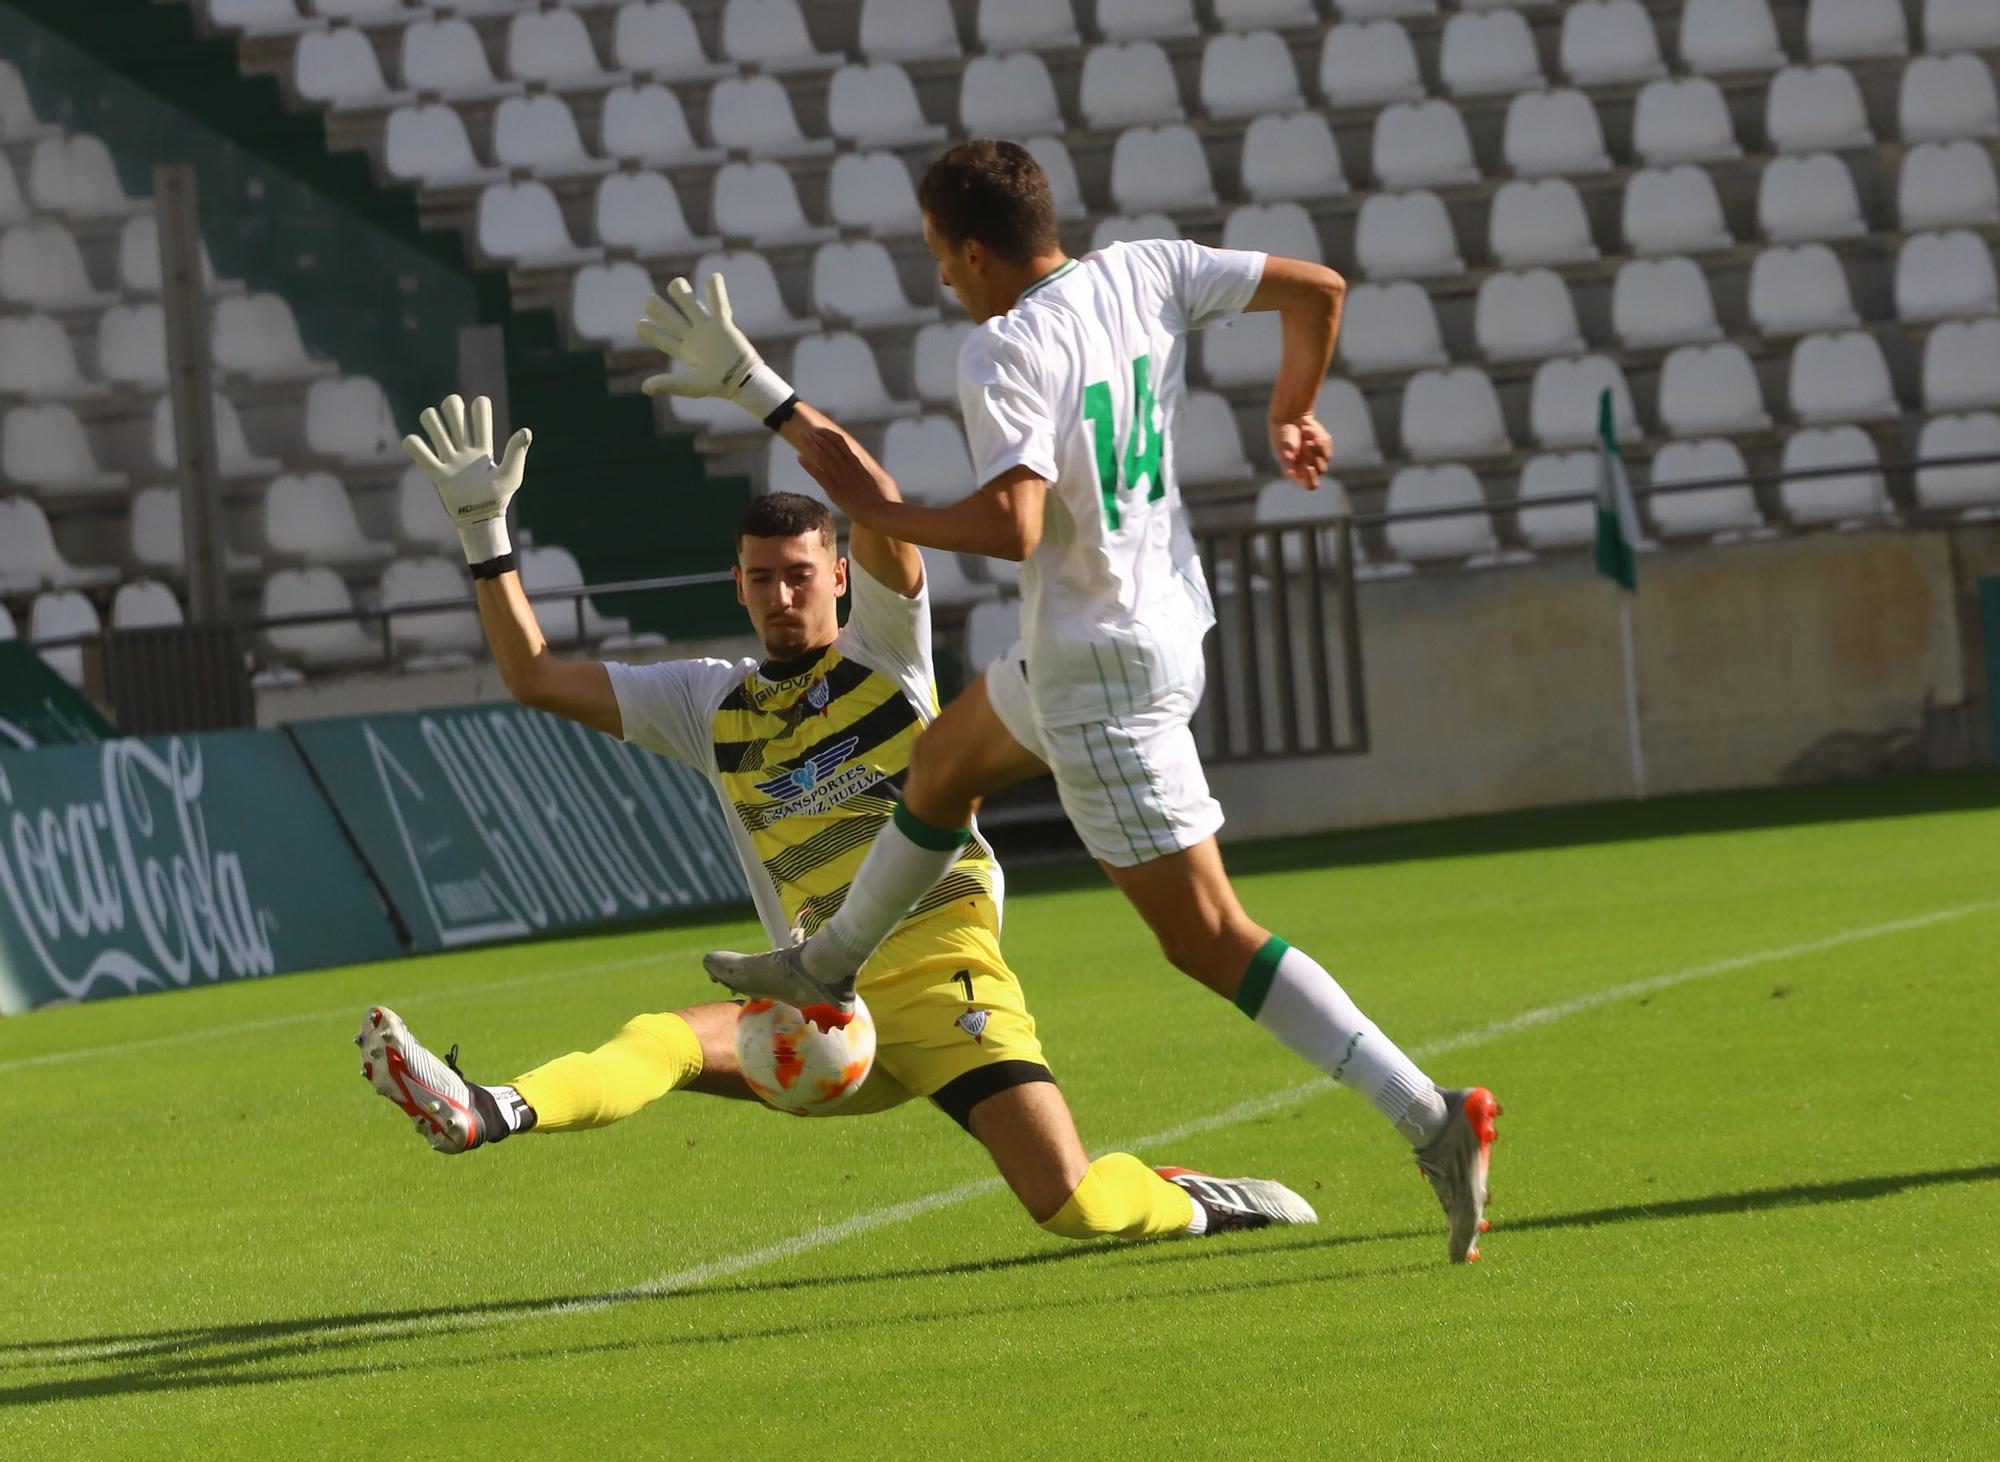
[955,1009,989,1043]
[754,736,861,803]
[805,678,832,714]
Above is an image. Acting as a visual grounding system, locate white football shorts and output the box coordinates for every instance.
[983,640,1225,869]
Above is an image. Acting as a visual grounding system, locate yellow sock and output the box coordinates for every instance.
[1038,1153,1196,1240]
[510,1013,704,1132]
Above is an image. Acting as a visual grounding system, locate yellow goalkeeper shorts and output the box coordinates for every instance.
[817,911,1053,1127]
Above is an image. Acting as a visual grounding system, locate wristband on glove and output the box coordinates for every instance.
[455,514,510,566]
[469,550,518,581]
[729,360,797,426]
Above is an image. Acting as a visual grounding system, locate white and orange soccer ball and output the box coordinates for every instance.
[733,995,876,1116]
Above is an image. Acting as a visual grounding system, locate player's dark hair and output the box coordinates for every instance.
[918,140,1061,266]
[737,491,836,551]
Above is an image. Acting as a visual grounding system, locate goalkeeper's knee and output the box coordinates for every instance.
[1038,1153,1196,1241]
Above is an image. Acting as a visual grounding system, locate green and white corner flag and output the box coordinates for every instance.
[1594,388,1642,591]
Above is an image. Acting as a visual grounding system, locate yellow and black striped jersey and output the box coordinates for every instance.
[606,561,1001,948]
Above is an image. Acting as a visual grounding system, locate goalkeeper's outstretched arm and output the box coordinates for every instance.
[402,392,623,739]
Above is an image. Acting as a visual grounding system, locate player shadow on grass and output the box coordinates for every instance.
[7,1161,1997,1409]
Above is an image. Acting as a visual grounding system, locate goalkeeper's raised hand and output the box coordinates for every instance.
[401,393,533,566]
[636,274,797,426]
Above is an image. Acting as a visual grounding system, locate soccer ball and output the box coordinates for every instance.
[734,996,877,1116]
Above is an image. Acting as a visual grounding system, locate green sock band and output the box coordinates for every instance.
[892,799,971,852]
[1235,935,1290,1018]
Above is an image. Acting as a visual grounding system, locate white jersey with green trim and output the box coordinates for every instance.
[957,239,1268,729]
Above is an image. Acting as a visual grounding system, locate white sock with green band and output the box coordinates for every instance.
[803,801,970,980]
[1236,936,1447,1147]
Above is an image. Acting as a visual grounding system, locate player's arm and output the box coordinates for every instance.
[775,402,925,596]
[1243,254,1346,490]
[796,432,1046,562]
[402,393,623,739]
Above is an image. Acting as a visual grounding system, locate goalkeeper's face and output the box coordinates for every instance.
[735,532,847,660]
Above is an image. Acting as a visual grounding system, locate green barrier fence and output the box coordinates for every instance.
[286,704,747,953]
[0,644,116,748]
[0,731,403,1014]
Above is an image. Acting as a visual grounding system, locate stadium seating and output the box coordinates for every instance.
[1476,269,1587,361]
[1760,153,1867,241]
[1340,282,1447,374]
[713,161,833,245]
[709,75,830,159]
[1374,100,1480,190]
[1633,77,1741,164]
[960,54,1063,136]
[1530,355,1639,449]
[811,241,934,328]
[263,471,396,566]
[1505,90,1614,176]
[1925,0,2000,49]
[1081,42,1183,130]
[478,182,598,268]
[1749,244,1861,336]
[1790,330,1900,424]
[1515,452,1599,549]
[27,589,99,685]
[1560,0,1665,84]
[1097,0,1198,42]
[1625,166,1732,254]
[1612,256,1723,348]
[380,556,482,665]
[1648,438,1764,540]
[294,27,404,109]
[1201,31,1304,117]
[859,0,960,59]
[1316,378,1384,468]
[304,377,403,465]
[3,404,126,492]
[1319,21,1424,107]
[1680,0,1787,75]
[1176,392,1255,487]
[1779,425,1889,526]
[1240,112,1347,201]
[1922,319,2000,413]
[881,415,976,504]
[964,596,1020,672]
[1,497,117,593]
[977,0,1078,53]
[830,63,947,147]
[595,171,713,258]
[601,85,718,167]
[1899,142,2000,228]
[1899,54,2000,144]
[1806,0,1908,60]
[1895,231,2000,323]
[1024,136,1087,219]
[1356,191,1463,278]
[1765,64,1874,154]
[0,313,100,400]
[1400,367,1512,461]
[262,567,382,670]
[1439,10,1542,97]
[1111,125,1217,212]
[612,2,733,78]
[1383,465,1502,564]
[111,579,185,630]
[1914,413,2000,514]
[1658,344,1772,436]
[1492,179,1600,266]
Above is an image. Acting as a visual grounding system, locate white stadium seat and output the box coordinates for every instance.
[1749,243,1859,336]
[206,0,305,32]
[112,580,185,631]
[400,18,515,100]
[913,320,972,407]
[1760,152,1867,241]
[1491,178,1600,266]
[829,63,947,147]
[1648,438,1763,539]
[1790,330,1900,422]
[116,215,220,296]
[1319,21,1424,108]
[810,240,934,327]
[612,2,731,79]
[1441,10,1542,96]
[96,302,167,389]
[595,171,714,258]
[1400,366,1512,460]
[1176,391,1254,486]
[1216,0,1318,26]
[1339,282,1448,373]
[1241,112,1347,201]
[1081,42,1183,129]
[1899,141,2000,229]
[381,557,482,664]
[1633,77,1741,164]
[0,314,99,401]
[0,153,22,229]
[27,135,136,218]
[1611,256,1723,348]
[1659,343,1773,435]
[384,104,497,188]
[1222,202,1322,264]
[27,590,99,685]
[477,181,598,267]
[1503,90,1613,177]
[960,54,1064,136]
[712,161,832,245]
[1899,54,2000,144]
[1896,230,2000,322]
[1098,0,1198,41]
[792,333,914,422]
[1,497,115,593]
[1925,0,2000,49]
[493,95,611,179]
[1915,412,2000,513]
[1766,64,1874,153]
[1092,212,1178,248]
[304,376,401,465]
[1318,377,1384,468]
[708,75,830,159]
[264,471,394,565]
[1024,137,1087,220]
[0,221,109,308]
[1624,166,1734,254]
[1201,30,1304,118]
[1806,0,1908,60]
[506,9,611,87]
[212,292,326,380]
[1476,269,1586,361]
[1373,99,1479,189]
[569,260,653,344]
[1530,355,1640,449]
[1922,318,2000,412]
[395,465,462,556]
[152,393,280,480]
[1111,125,1216,211]
[295,26,404,108]
[829,152,922,237]
[522,545,645,649]
[965,597,1021,675]
[857,0,958,59]
[2,404,126,492]
[601,84,718,167]
[1516,451,1599,549]
[1384,465,1499,564]
[1560,0,1666,84]
[1680,0,1788,74]
[1780,424,1888,525]
[0,59,51,142]
[1356,190,1463,278]
[124,487,205,577]
[263,567,381,669]
[1202,311,1283,387]
[977,0,1078,53]
[721,0,838,72]
[882,416,976,504]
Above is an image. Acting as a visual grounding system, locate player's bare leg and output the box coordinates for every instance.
[703,672,1045,1012]
[969,1079,1316,1238]
[1101,837,1498,1261]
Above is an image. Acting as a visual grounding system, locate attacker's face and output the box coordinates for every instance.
[923,212,992,322]
[734,532,846,660]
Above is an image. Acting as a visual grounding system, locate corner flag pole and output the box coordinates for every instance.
[1594,389,1647,800]
[1618,595,1646,800]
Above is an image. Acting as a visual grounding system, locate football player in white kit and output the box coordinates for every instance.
[643,141,1499,1262]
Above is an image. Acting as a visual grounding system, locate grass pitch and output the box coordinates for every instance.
[3,773,1997,1458]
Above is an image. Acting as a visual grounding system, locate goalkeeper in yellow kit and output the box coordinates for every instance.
[355,368,1316,1242]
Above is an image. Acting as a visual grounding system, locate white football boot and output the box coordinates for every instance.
[1414,1086,1501,1262]
[356,1005,489,1154]
[703,928,858,1030]
[1157,1168,1320,1232]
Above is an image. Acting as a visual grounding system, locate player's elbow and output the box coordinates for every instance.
[997,519,1041,561]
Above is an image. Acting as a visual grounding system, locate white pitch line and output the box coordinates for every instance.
[28,894,1999,1369]
[0,944,713,1076]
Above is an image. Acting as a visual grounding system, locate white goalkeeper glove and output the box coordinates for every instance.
[401,393,533,566]
[636,274,796,426]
